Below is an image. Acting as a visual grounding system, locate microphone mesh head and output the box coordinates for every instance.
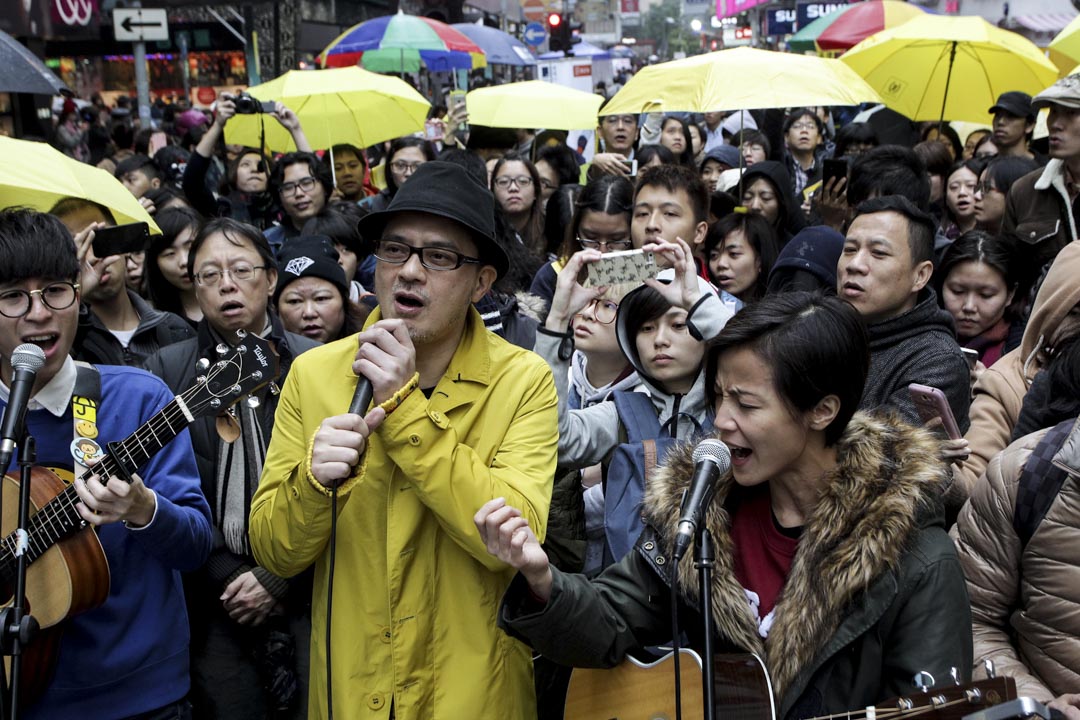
[11,344,46,373]
[692,438,731,471]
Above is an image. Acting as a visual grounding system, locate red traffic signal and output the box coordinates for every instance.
[547,12,562,27]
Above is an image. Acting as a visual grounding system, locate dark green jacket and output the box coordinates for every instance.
[501,412,973,720]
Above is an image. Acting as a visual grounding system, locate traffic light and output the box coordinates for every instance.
[547,13,568,52]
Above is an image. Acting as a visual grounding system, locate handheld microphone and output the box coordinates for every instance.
[348,374,373,416]
[0,344,47,470]
[671,439,731,561]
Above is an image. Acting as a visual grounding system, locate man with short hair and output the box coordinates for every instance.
[0,208,212,719]
[145,218,318,719]
[1002,75,1080,272]
[782,108,828,198]
[990,91,1038,160]
[50,198,194,366]
[819,144,931,233]
[249,161,559,719]
[265,151,332,254]
[589,112,638,178]
[838,195,970,429]
[115,153,161,198]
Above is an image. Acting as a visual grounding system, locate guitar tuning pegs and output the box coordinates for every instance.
[196,358,210,372]
[209,398,222,409]
[269,382,281,396]
[216,343,229,356]
[235,329,248,339]
[235,343,248,354]
[950,667,960,686]
[983,659,996,679]
[251,371,263,381]
[231,384,242,395]
[246,396,260,409]
[913,671,935,692]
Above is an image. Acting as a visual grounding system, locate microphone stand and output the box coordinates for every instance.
[0,433,40,720]
[695,525,717,720]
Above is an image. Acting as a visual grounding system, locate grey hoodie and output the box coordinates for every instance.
[537,283,739,471]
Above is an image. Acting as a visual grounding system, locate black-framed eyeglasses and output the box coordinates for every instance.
[494,176,533,189]
[279,176,317,196]
[192,264,269,287]
[575,298,619,324]
[374,240,480,271]
[577,236,632,252]
[390,161,424,175]
[0,281,80,319]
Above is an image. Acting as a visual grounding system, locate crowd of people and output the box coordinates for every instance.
[1,63,1080,720]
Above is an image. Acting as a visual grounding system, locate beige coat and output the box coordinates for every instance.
[956,240,1080,498]
[952,419,1080,700]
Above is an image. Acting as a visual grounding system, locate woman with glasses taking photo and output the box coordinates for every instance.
[360,137,436,214]
[529,175,635,314]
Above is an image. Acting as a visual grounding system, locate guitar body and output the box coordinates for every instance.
[565,649,706,720]
[0,468,110,626]
[1,468,110,706]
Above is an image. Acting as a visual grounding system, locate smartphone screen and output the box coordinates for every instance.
[822,158,848,188]
[92,222,150,258]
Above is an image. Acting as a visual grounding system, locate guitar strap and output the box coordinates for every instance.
[70,362,104,477]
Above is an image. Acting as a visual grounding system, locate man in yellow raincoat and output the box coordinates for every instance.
[250,161,558,720]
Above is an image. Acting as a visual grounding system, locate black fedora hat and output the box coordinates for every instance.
[358,161,509,279]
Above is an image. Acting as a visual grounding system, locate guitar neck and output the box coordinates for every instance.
[0,395,193,577]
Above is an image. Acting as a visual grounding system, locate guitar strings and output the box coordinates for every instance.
[0,356,264,569]
[804,695,978,720]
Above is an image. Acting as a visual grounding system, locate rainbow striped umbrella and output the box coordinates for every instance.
[788,1,924,55]
[318,11,486,73]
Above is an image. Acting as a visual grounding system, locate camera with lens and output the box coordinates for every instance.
[233,92,276,115]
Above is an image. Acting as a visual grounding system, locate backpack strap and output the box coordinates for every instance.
[1013,417,1076,549]
[612,391,662,444]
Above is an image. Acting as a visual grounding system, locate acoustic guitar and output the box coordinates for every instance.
[0,332,279,703]
[564,650,1017,720]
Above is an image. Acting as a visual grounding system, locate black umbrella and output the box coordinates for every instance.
[0,29,70,95]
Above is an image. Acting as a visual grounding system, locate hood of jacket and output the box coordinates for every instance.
[613,272,726,436]
[640,411,949,705]
[570,351,640,408]
[740,160,804,237]
[866,288,955,349]
[1018,239,1080,380]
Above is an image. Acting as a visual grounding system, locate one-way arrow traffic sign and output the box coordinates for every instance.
[113,8,169,42]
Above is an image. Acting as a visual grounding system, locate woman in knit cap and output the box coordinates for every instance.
[274,236,369,343]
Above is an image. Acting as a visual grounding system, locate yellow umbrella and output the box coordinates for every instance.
[224,66,431,153]
[0,136,160,233]
[601,47,883,115]
[466,81,604,130]
[840,15,1059,124]
[1049,14,1080,75]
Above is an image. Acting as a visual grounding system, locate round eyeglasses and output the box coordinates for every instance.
[0,281,80,319]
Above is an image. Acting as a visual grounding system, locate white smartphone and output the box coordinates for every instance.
[587,249,657,287]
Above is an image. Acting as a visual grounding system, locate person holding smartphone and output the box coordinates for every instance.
[588,112,639,180]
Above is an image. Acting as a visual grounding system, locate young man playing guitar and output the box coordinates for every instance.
[0,209,213,719]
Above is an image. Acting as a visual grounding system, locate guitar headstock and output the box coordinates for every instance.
[182,331,280,419]
[877,676,1018,720]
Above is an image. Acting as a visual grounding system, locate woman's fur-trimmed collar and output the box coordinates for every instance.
[641,412,949,705]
